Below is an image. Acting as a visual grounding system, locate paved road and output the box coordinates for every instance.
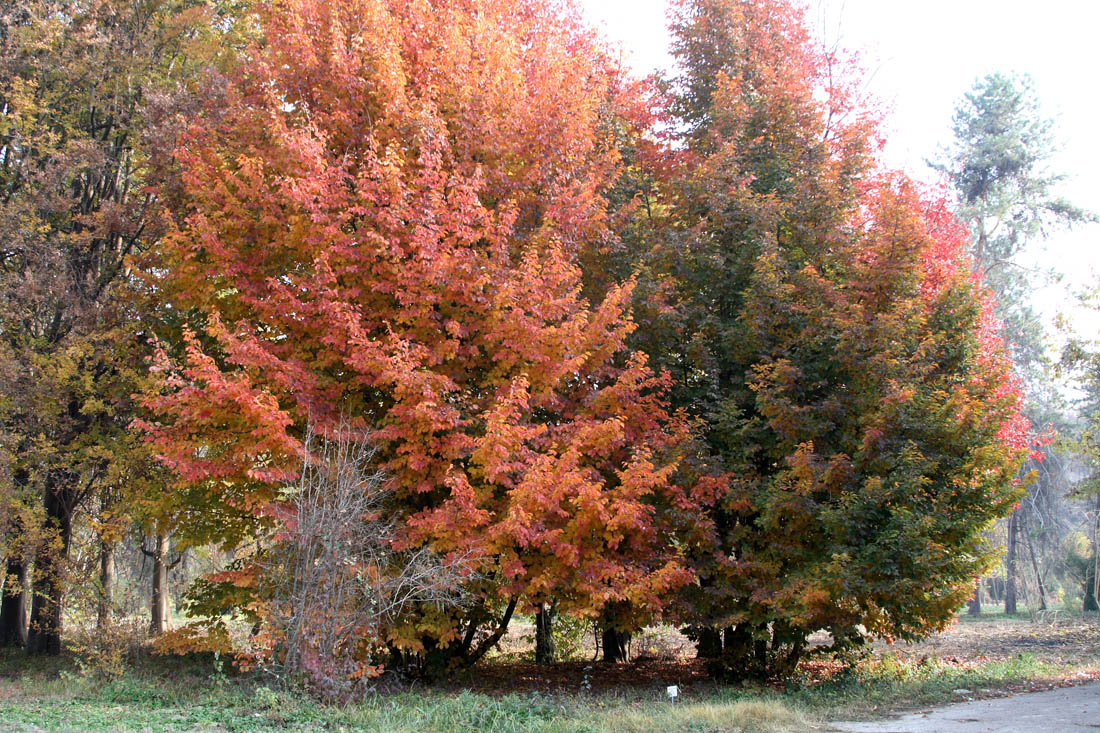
[830,683,1100,732]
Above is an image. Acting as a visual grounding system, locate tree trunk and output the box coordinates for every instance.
[601,627,630,663]
[694,626,723,659]
[1086,557,1099,613]
[97,541,115,630]
[0,558,25,647]
[723,626,737,653]
[967,578,982,616]
[1024,521,1047,611]
[452,597,517,671]
[1087,493,1100,613]
[753,637,768,670]
[988,576,1005,602]
[534,603,556,665]
[721,624,752,662]
[28,486,73,656]
[1004,511,1018,615]
[19,564,29,646]
[148,534,170,636]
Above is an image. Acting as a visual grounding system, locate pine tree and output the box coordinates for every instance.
[936,73,1093,615]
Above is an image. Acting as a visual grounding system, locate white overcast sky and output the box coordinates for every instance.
[578,0,1100,342]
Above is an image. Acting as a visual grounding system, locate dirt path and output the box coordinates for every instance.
[829,682,1100,732]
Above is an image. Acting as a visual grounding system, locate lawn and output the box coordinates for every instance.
[1,612,1097,732]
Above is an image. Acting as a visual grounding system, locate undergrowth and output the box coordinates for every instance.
[0,646,1092,732]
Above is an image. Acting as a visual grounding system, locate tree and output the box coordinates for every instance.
[631,0,1029,678]
[1061,333,1100,614]
[936,73,1093,398]
[140,0,712,675]
[0,0,216,653]
[936,73,1092,615]
[937,73,1090,367]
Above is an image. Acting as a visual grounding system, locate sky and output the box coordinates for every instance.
[578,0,1100,344]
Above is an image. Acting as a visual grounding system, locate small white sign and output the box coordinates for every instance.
[666,685,679,702]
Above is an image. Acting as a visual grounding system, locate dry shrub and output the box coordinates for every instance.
[64,549,150,680]
[68,614,148,680]
[253,425,471,701]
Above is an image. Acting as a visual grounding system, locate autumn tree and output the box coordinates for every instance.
[0,0,220,653]
[141,0,712,675]
[628,0,1030,677]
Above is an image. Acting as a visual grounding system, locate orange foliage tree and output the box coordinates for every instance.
[139,0,713,673]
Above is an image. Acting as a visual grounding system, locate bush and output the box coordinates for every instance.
[69,615,148,681]
[253,425,471,701]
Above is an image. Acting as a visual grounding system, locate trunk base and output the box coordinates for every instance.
[601,628,630,663]
[535,605,555,665]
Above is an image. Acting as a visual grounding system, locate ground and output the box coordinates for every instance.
[457,611,1100,701]
[874,611,1100,668]
[0,610,1097,731]
[831,682,1100,732]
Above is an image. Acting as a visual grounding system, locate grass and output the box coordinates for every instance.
[0,631,1095,732]
[787,651,1076,718]
[0,667,812,733]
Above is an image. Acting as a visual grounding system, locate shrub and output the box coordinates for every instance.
[253,426,471,700]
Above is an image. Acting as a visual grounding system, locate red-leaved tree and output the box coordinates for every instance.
[139,0,713,675]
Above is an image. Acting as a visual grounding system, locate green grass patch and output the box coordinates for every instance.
[0,646,1092,732]
[0,679,812,733]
